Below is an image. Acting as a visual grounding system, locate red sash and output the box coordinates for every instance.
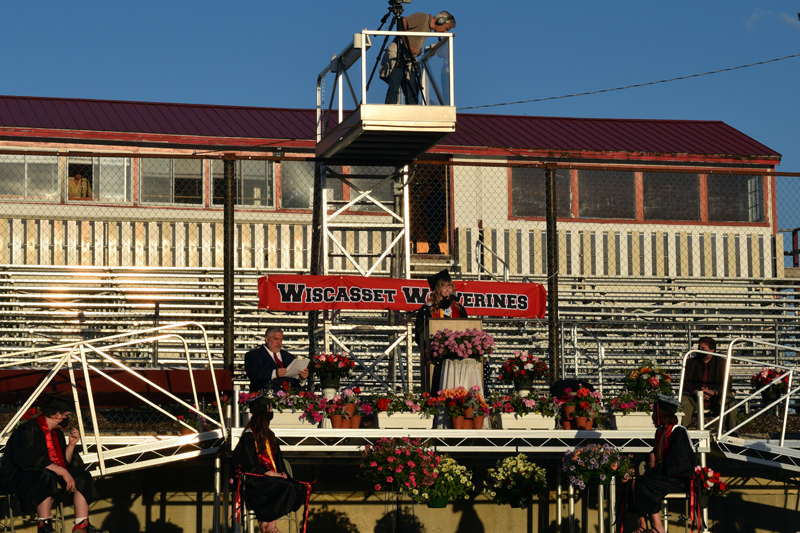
[654,424,675,464]
[36,415,67,468]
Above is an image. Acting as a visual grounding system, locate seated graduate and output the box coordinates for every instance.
[413,269,468,347]
[625,394,696,533]
[0,394,104,533]
[231,394,310,533]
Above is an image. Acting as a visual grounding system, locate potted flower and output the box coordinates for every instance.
[313,352,356,389]
[325,394,349,429]
[622,360,674,402]
[695,465,729,508]
[572,387,603,430]
[490,392,558,430]
[607,392,654,430]
[751,367,789,404]
[360,437,440,501]
[438,387,469,429]
[373,391,436,430]
[425,455,475,508]
[238,390,326,428]
[498,351,551,395]
[484,454,547,509]
[463,386,489,430]
[562,444,634,489]
[351,393,373,429]
[425,329,495,365]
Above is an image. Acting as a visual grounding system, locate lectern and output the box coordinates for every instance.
[421,317,483,393]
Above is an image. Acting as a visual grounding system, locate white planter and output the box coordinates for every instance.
[497,412,554,430]
[376,412,433,430]
[612,412,654,430]
[271,411,319,429]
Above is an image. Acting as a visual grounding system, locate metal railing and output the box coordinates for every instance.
[475,239,510,282]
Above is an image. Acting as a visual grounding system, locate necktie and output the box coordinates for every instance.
[272,351,284,369]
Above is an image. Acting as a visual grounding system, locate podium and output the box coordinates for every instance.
[421,318,483,393]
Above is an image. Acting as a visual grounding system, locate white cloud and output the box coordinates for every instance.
[744,8,771,30]
[778,12,800,31]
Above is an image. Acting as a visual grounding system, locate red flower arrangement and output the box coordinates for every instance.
[360,437,441,501]
[695,466,728,497]
[497,351,550,383]
[751,367,789,394]
[313,352,356,381]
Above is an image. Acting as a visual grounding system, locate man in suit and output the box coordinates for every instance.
[245,327,309,393]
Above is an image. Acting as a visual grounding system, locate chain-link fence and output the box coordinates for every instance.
[1,152,798,414]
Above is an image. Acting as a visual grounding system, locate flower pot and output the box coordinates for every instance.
[509,496,532,509]
[563,405,576,420]
[375,412,432,430]
[562,419,573,430]
[574,416,593,430]
[451,416,465,429]
[340,417,352,429]
[612,412,654,430]
[427,496,448,508]
[271,411,319,429]
[319,374,340,389]
[700,493,710,508]
[343,404,356,417]
[330,414,343,428]
[761,389,780,404]
[464,407,474,420]
[498,412,554,430]
[514,378,534,397]
[349,415,362,428]
[472,415,485,429]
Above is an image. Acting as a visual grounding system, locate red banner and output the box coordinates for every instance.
[258,275,546,319]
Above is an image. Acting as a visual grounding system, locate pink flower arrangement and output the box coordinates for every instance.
[606,392,653,415]
[238,390,328,423]
[425,328,495,364]
[360,437,441,502]
[751,367,789,394]
[695,466,728,496]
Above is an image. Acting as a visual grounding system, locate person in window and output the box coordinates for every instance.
[0,394,104,533]
[380,11,456,105]
[414,269,467,347]
[68,173,92,199]
[680,337,737,433]
[625,395,696,533]
[231,395,310,533]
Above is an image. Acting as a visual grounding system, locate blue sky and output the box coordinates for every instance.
[2,2,798,176]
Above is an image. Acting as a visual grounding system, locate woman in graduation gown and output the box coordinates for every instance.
[626,394,696,533]
[231,397,308,533]
[414,269,468,347]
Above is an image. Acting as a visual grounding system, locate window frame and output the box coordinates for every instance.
[138,157,204,207]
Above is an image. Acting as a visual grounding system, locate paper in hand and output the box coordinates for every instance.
[284,358,309,379]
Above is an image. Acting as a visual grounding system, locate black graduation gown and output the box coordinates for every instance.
[413,300,469,347]
[630,425,696,515]
[230,431,306,523]
[0,419,100,513]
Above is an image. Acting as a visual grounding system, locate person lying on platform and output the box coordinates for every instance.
[623,394,696,533]
[231,394,311,533]
[0,394,105,533]
[245,327,309,393]
[413,269,468,347]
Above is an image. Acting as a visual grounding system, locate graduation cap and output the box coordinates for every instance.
[38,393,73,412]
[655,394,681,415]
[427,269,453,291]
[247,395,274,418]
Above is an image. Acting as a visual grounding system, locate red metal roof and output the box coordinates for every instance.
[0,95,781,160]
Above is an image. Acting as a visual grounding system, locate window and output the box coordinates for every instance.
[211,160,274,207]
[348,165,395,212]
[140,158,203,205]
[67,157,132,203]
[643,172,699,221]
[280,161,342,209]
[0,154,59,200]
[578,169,635,219]
[510,167,571,218]
[707,174,764,222]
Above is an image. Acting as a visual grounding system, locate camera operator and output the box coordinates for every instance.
[380,10,456,105]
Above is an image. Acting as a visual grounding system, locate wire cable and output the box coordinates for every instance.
[458,52,800,111]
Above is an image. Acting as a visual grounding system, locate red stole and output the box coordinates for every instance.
[36,415,67,468]
[654,424,675,464]
[433,302,462,319]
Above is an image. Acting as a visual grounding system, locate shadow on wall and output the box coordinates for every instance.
[307,504,361,533]
[374,506,425,533]
[144,518,183,533]
[452,496,485,533]
[100,495,141,533]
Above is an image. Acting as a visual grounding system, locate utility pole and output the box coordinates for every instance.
[545,166,560,381]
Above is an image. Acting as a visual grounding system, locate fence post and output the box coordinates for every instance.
[545,166,560,380]
[223,155,236,372]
